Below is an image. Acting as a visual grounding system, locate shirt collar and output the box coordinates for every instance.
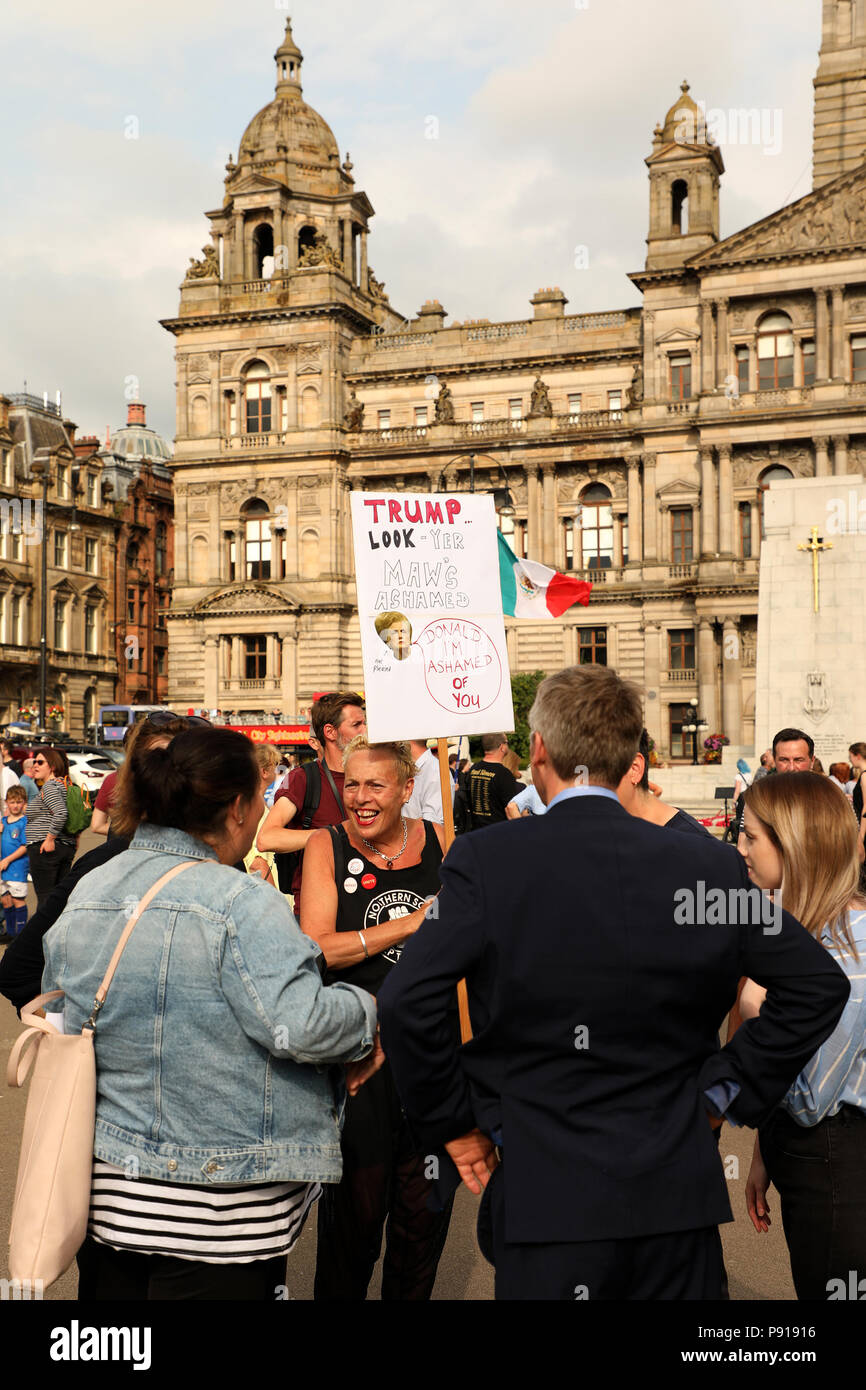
[130,824,220,861]
[546,785,621,811]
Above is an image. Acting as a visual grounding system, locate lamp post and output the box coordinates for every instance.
[435,455,515,516]
[685,696,708,765]
[29,452,51,733]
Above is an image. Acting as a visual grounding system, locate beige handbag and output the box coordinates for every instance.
[6,860,197,1287]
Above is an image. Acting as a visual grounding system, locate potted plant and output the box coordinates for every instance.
[702,733,729,765]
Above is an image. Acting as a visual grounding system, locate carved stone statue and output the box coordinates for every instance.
[434,381,455,424]
[527,376,552,418]
[367,268,389,302]
[185,244,220,280]
[625,362,644,407]
[297,232,342,269]
[344,389,364,431]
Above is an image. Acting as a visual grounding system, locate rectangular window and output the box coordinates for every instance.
[53,600,66,651]
[669,354,692,400]
[578,628,607,665]
[127,588,136,623]
[668,628,696,671]
[564,519,574,571]
[245,520,271,580]
[55,465,68,501]
[736,345,750,395]
[670,508,694,563]
[608,391,622,420]
[9,529,21,562]
[0,450,8,486]
[84,604,97,654]
[245,387,271,433]
[244,635,267,679]
[669,703,693,759]
[415,406,427,427]
[509,398,522,420]
[802,340,815,388]
[471,402,484,432]
[156,650,166,676]
[377,409,391,431]
[53,530,67,568]
[10,594,21,644]
[739,502,752,558]
[85,537,97,573]
[568,393,582,418]
[86,473,97,507]
[852,334,866,382]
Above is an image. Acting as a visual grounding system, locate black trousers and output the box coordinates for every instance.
[761,1104,866,1301]
[478,1165,725,1301]
[76,1234,287,1301]
[28,840,75,907]
[314,1061,453,1301]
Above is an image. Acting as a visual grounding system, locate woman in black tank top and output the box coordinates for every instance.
[300,737,452,1300]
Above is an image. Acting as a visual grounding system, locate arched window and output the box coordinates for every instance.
[126,542,138,571]
[671,180,689,234]
[758,465,794,537]
[244,361,272,434]
[562,518,574,571]
[155,522,167,576]
[242,499,271,580]
[190,536,208,584]
[579,484,613,569]
[253,223,274,279]
[757,312,794,389]
[298,225,317,261]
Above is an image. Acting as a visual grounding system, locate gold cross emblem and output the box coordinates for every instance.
[797,525,832,613]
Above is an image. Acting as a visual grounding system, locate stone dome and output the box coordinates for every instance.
[109,404,171,461]
[236,19,340,172]
[660,80,708,145]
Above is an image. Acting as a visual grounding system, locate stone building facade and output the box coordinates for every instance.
[0,394,117,736]
[163,5,866,756]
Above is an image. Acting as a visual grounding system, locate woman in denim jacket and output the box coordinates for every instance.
[42,726,378,1301]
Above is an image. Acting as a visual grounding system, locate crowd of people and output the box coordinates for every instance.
[0,675,863,1302]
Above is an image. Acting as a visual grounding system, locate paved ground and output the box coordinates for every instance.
[0,830,795,1301]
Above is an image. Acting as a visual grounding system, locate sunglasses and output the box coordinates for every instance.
[32,757,49,765]
[144,712,211,729]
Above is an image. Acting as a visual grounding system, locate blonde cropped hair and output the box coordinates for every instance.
[745,772,863,959]
[343,735,416,786]
[375,611,412,639]
[255,744,280,774]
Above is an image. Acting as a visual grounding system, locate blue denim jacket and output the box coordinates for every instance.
[41,825,377,1185]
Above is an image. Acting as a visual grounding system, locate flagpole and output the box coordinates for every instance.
[436,736,472,1043]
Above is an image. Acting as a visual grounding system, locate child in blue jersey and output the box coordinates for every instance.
[0,784,30,942]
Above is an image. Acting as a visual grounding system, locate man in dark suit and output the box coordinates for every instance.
[377,665,850,1300]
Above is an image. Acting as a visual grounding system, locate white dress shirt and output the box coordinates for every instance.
[403,747,454,822]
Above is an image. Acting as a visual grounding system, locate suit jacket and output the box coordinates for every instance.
[378,794,850,1244]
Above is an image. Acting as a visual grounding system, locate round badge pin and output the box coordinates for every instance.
[361,873,377,890]
[343,877,358,894]
[347,857,364,875]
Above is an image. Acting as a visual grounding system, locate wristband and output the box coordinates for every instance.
[357,930,369,958]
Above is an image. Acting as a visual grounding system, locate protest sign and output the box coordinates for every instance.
[351,492,514,743]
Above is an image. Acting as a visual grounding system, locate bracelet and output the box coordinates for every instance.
[357,930,369,959]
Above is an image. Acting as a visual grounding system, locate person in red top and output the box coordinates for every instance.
[91,771,117,836]
[257,692,366,909]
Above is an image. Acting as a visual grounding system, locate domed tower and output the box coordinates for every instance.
[645,81,724,270]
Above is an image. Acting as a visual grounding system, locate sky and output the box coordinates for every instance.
[0,0,821,444]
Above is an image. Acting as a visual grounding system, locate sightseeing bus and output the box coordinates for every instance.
[97,704,311,754]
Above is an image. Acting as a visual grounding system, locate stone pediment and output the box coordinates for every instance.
[693,164,866,267]
[657,477,700,499]
[227,173,283,199]
[657,327,700,344]
[193,583,299,617]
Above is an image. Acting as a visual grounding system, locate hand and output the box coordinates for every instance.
[0,858,6,872]
[444,1128,500,1195]
[41,835,55,854]
[345,1029,385,1097]
[746,1138,771,1234]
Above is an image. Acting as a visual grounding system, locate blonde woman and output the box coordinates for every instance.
[739,772,866,1299]
[244,745,281,887]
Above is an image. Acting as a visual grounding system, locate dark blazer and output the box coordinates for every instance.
[378,793,850,1244]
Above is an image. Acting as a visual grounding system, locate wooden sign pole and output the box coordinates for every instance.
[436,737,472,1043]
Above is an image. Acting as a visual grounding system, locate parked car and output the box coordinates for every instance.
[98,747,126,769]
[66,752,117,794]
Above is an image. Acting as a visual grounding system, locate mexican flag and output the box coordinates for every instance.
[497,532,593,618]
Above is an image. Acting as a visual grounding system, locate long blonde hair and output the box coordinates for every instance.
[745,772,863,959]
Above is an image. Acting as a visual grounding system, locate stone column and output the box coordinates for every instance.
[613,511,624,568]
[698,619,718,731]
[715,298,729,388]
[643,312,655,402]
[642,453,657,561]
[658,503,670,563]
[718,446,734,555]
[207,488,221,583]
[750,500,760,557]
[281,628,298,716]
[174,487,189,584]
[233,215,243,284]
[626,457,642,564]
[203,637,219,709]
[701,302,715,394]
[360,228,369,294]
[831,287,845,380]
[231,635,243,682]
[814,437,831,476]
[541,463,557,567]
[700,448,717,557]
[721,617,741,741]
[266,633,277,682]
[833,433,849,476]
[177,356,189,438]
[286,348,298,430]
[220,636,231,681]
[643,622,662,745]
[815,289,830,382]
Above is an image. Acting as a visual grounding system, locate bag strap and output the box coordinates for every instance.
[321,761,346,820]
[7,991,68,1087]
[85,860,198,1029]
[299,760,322,830]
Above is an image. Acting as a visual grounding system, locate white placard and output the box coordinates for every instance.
[351,492,515,743]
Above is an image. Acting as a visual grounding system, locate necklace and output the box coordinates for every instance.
[358,817,408,870]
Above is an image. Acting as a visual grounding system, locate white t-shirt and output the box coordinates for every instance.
[403,747,455,822]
